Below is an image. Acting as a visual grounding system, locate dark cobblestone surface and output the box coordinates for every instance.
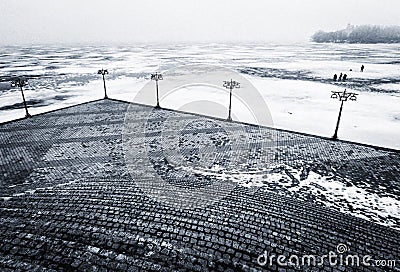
[0,99,399,271]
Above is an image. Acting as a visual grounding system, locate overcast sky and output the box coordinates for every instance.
[0,0,399,45]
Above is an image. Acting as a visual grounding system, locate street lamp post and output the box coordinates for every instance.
[151,72,163,108]
[11,77,31,118]
[330,89,358,140]
[98,69,109,99]
[223,79,240,121]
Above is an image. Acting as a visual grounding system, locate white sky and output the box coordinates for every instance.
[0,0,399,45]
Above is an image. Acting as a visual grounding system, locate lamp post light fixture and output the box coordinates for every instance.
[223,79,240,121]
[98,68,109,99]
[151,72,163,108]
[330,89,358,140]
[11,76,31,118]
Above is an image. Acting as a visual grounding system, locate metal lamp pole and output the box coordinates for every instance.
[223,79,240,121]
[98,69,109,99]
[151,72,163,108]
[330,89,358,140]
[11,77,31,118]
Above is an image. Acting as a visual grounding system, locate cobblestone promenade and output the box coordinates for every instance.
[0,99,399,271]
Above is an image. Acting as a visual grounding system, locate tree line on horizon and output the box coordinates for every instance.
[311,24,400,43]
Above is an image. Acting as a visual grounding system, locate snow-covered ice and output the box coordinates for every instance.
[1,43,398,149]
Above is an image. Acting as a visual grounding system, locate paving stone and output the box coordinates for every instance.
[0,99,399,272]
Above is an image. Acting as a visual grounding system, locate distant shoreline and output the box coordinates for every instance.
[311,24,400,44]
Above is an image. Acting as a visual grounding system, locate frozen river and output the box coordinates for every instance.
[0,43,399,149]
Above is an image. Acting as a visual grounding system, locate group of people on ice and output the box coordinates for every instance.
[333,65,364,82]
[333,73,347,82]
